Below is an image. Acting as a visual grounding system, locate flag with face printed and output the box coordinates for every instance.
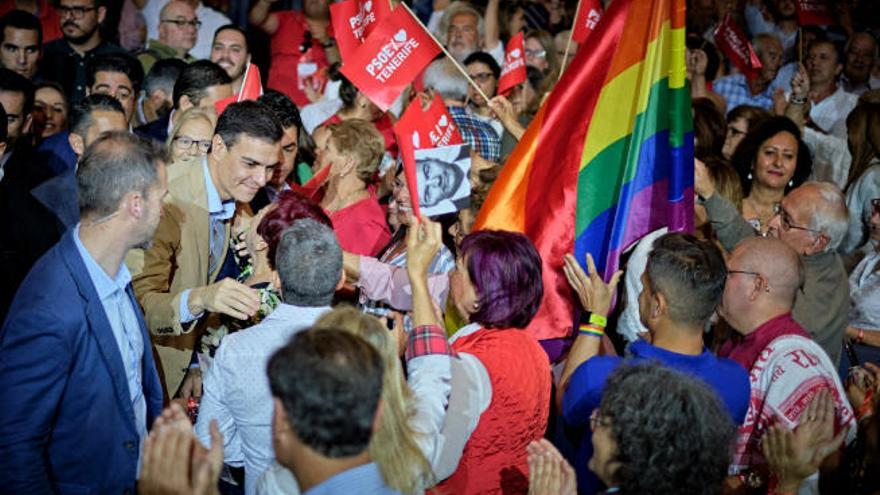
[498,32,527,95]
[330,0,393,59]
[393,93,464,217]
[341,6,441,112]
[572,0,603,43]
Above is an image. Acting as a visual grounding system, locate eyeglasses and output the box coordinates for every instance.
[468,72,495,82]
[161,18,202,29]
[727,269,761,278]
[58,5,98,19]
[773,202,821,234]
[589,409,610,432]
[173,136,211,153]
[525,49,547,59]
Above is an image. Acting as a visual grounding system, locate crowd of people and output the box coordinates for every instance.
[0,0,880,494]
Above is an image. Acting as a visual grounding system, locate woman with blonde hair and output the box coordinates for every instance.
[165,106,217,173]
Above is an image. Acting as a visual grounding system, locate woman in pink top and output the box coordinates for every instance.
[317,119,391,256]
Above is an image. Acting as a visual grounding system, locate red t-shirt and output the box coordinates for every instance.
[266,11,330,108]
[328,189,391,257]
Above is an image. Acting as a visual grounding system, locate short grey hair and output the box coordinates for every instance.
[276,219,342,307]
[422,59,468,102]
[753,33,782,58]
[77,131,167,217]
[438,2,485,46]
[804,181,849,251]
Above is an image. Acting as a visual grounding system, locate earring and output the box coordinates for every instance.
[788,179,794,187]
[747,172,753,180]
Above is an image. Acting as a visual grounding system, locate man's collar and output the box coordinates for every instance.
[201,157,235,219]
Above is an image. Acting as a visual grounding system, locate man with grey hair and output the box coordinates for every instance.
[436,1,504,65]
[714,33,784,114]
[194,218,344,495]
[0,132,166,493]
[696,161,851,365]
[422,58,502,163]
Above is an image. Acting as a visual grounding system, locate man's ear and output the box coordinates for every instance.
[0,141,7,157]
[149,89,169,108]
[178,95,194,112]
[97,6,107,24]
[336,269,346,291]
[652,290,667,321]
[211,134,227,159]
[272,270,282,294]
[69,132,85,157]
[812,233,830,255]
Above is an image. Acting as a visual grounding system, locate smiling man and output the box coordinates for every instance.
[40,0,126,105]
[417,156,467,209]
[210,24,249,94]
[130,100,283,398]
[0,10,41,80]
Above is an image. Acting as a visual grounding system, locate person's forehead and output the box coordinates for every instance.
[3,26,39,44]
[466,61,490,72]
[60,0,97,7]
[165,2,196,17]
[810,43,836,57]
[0,90,25,112]
[180,117,213,135]
[451,13,477,27]
[36,87,65,102]
[281,126,297,143]
[214,30,246,47]
[94,70,133,88]
[850,35,876,52]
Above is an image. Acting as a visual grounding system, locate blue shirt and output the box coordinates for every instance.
[304,463,403,495]
[713,73,775,115]
[72,224,147,460]
[179,158,237,323]
[561,339,751,493]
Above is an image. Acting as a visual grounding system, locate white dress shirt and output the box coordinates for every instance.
[195,303,331,495]
[810,85,858,139]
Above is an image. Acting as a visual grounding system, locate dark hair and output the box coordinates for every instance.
[77,131,166,216]
[809,38,845,66]
[464,51,501,79]
[68,93,124,137]
[0,9,42,45]
[212,23,248,48]
[337,74,359,109]
[0,102,7,143]
[144,58,186,96]
[459,230,543,328]
[34,80,68,109]
[214,100,282,149]
[86,53,144,94]
[731,116,812,196]
[258,89,303,131]
[0,67,34,115]
[172,60,231,109]
[645,232,727,326]
[599,364,735,495]
[693,97,726,160]
[686,34,720,81]
[257,190,332,270]
[726,105,771,129]
[268,328,384,458]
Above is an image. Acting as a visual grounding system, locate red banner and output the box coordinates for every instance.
[214,62,263,115]
[795,0,835,26]
[393,93,463,217]
[713,14,763,81]
[497,32,527,96]
[571,0,603,43]
[341,6,441,112]
[330,0,393,60]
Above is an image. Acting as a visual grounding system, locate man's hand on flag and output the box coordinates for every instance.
[562,253,622,318]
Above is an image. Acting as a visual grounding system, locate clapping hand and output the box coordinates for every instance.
[527,439,576,495]
[562,252,622,318]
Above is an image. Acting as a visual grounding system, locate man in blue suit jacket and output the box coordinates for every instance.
[0,132,167,494]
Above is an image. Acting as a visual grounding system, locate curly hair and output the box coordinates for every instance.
[598,364,735,495]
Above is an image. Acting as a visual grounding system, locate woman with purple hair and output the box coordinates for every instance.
[404,216,551,494]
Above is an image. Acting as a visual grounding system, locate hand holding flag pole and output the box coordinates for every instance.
[398,3,491,105]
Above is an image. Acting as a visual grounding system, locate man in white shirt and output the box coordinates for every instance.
[806,40,858,139]
[194,218,344,495]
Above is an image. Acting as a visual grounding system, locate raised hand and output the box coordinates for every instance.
[562,253,622,317]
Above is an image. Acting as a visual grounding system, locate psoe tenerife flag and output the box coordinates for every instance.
[330,0,393,60]
[341,6,441,112]
[474,0,693,341]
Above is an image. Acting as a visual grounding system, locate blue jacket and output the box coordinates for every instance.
[0,229,164,494]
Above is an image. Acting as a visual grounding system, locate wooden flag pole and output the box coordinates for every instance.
[558,0,583,82]
[399,2,492,104]
[797,26,803,64]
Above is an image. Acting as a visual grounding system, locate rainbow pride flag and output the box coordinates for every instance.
[474,0,693,341]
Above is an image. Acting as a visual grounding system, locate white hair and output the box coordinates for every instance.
[437,2,485,46]
[422,59,468,102]
[803,181,849,251]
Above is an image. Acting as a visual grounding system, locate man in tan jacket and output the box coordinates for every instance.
[130,100,282,397]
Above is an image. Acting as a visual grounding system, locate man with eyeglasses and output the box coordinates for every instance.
[141,0,230,61]
[85,52,144,127]
[557,233,750,494]
[696,161,852,367]
[716,236,854,493]
[39,0,126,106]
[137,1,197,74]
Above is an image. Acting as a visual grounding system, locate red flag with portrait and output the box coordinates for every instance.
[393,93,463,217]
[497,32,527,95]
[713,14,763,81]
[330,0,393,60]
[571,0,603,43]
[341,6,441,112]
[795,0,835,26]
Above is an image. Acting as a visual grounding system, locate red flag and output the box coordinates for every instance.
[214,62,263,115]
[393,93,463,217]
[331,0,393,60]
[497,32,527,95]
[290,164,331,202]
[795,0,835,26]
[341,6,441,112]
[571,0,603,43]
[713,14,763,81]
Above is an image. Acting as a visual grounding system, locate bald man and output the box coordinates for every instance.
[697,163,851,366]
[137,1,197,73]
[717,236,855,493]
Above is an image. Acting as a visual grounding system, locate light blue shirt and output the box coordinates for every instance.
[305,463,403,495]
[179,158,237,323]
[195,303,331,495]
[72,224,147,460]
